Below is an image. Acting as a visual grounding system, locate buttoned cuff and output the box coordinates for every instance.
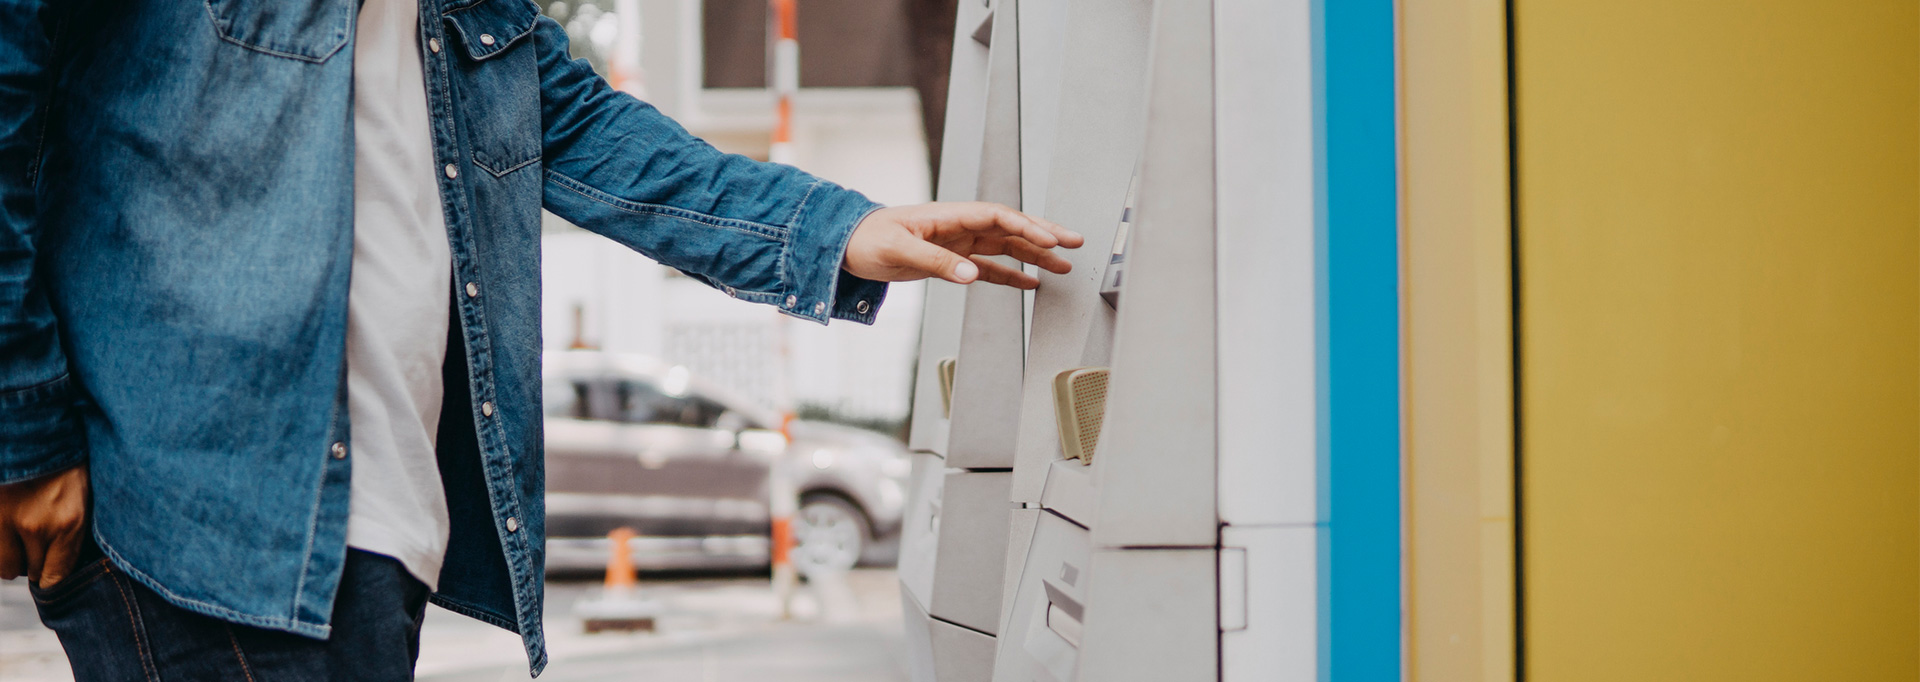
[0,373,89,484]
[781,181,889,325]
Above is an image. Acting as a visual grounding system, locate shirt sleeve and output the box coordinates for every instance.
[0,0,87,484]
[530,15,888,325]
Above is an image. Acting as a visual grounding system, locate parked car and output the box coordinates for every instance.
[541,351,911,575]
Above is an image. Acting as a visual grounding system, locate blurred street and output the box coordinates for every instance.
[0,568,908,682]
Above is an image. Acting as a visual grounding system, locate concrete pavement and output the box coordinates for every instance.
[0,569,909,682]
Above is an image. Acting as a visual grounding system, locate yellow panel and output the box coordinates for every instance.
[1517,2,1919,680]
[1401,0,1515,680]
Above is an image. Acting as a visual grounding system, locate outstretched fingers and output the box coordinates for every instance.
[999,237,1074,275]
[969,256,1041,289]
[925,202,1083,250]
[988,204,1083,250]
[893,235,980,284]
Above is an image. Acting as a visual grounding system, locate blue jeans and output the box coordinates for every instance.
[32,538,430,681]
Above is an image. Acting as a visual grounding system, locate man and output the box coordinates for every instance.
[0,0,1078,678]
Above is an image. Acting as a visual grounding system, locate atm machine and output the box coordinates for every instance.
[902,0,1333,680]
[897,0,1022,678]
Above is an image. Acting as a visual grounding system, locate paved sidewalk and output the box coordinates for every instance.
[0,580,70,682]
[0,569,908,682]
[420,569,908,681]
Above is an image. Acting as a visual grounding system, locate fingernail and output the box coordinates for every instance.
[954,260,979,282]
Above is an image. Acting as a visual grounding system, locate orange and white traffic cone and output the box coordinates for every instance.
[579,527,660,633]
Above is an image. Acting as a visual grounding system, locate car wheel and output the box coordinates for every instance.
[793,494,870,574]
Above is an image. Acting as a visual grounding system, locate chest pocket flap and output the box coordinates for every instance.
[205,0,353,62]
[442,0,539,61]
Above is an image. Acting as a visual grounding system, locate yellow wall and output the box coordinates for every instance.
[1401,0,1515,680]
[1516,2,1919,680]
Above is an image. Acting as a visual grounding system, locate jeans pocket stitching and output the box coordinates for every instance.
[225,625,259,682]
[104,569,162,682]
[27,557,109,606]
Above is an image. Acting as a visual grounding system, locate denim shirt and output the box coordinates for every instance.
[0,0,886,672]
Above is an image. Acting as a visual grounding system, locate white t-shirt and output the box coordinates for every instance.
[345,0,454,590]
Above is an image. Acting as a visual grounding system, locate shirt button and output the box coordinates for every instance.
[480,33,496,46]
[856,300,870,314]
[330,442,347,460]
[482,401,495,417]
[505,517,519,532]
[428,37,441,53]
[813,301,826,315]
[444,164,458,179]
[466,282,479,298]
[784,295,797,308]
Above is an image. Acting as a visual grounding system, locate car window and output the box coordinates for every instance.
[610,380,733,428]
[543,377,591,419]
[684,397,730,429]
[612,380,686,425]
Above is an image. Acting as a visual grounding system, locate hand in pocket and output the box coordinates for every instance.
[0,465,89,589]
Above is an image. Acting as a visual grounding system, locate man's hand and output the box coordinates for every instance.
[843,203,1085,289]
[0,465,88,589]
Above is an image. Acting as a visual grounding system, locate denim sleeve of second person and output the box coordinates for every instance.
[0,0,86,484]
[530,16,887,325]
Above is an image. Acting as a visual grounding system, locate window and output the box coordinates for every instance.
[547,375,734,428]
[613,380,679,425]
[701,0,914,89]
[610,381,729,428]
[683,397,730,429]
[543,377,592,419]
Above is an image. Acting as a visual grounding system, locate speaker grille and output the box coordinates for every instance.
[1052,367,1111,464]
[937,357,957,418]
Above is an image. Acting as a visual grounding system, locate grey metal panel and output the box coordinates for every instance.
[993,510,1093,682]
[1038,458,1097,529]
[1016,0,1069,216]
[1008,0,1154,505]
[1076,548,1219,682]
[1089,0,1218,549]
[1000,506,1041,628]
[929,470,1014,635]
[946,1,1027,470]
[976,0,1021,211]
[909,0,997,456]
[898,452,946,608]
[930,614,999,682]
[903,584,939,682]
[936,0,993,204]
[909,281,966,456]
[1214,0,1318,527]
[1220,525,1319,682]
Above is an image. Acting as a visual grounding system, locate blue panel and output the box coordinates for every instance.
[1315,1,1402,681]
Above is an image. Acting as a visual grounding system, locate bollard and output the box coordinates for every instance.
[767,0,800,166]
[604,527,639,593]
[772,412,800,618]
[578,527,659,633]
[766,0,800,609]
